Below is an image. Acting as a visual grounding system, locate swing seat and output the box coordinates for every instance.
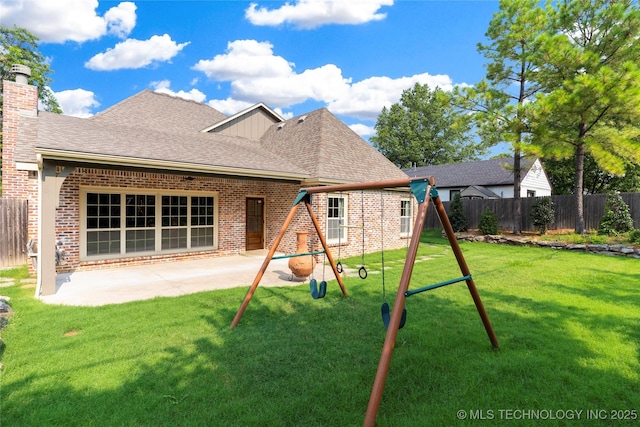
[381,302,406,329]
[310,279,327,299]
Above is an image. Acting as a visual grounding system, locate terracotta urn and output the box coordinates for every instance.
[288,232,316,278]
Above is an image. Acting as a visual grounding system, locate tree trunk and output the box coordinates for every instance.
[513,148,522,235]
[574,142,586,234]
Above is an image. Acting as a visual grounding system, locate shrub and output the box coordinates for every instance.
[629,229,640,245]
[599,193,634,236]
[449,193,468,232]
[530,197,555,235]
[479,208,499,235]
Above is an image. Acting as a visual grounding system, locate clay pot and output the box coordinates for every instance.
[288,232,316,278]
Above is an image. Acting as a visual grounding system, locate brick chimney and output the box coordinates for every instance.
[2,64,38,198]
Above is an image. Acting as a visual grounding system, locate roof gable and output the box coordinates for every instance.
[202,102,283,137]
[90,90,227,132]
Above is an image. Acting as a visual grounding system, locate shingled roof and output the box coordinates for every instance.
[404,158,534,187]
[90,90,227,132]
[17,91,405,183]
[260,108,407,183]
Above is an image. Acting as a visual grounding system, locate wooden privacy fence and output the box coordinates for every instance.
[424,193,640,232]
[0,198,28,268]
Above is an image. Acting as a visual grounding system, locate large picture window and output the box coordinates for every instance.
[82,189,217,259]
[326,194,347,244]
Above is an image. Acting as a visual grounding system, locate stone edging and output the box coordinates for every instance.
[455,234,640,259]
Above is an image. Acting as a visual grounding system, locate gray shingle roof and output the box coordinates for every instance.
[90,90,227,132]
[17,90,406,183]
[30,111,308,177]
[403,158,534,187]
[260,108,408,183]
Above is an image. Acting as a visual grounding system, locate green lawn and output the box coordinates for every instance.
[1,230,639,426]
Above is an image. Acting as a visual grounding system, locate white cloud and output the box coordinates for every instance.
[206,98,255,116]
[349,123,376,138]
[150,80,207,103]
[194,39,461,121]
[193,40,294,80]
[193,40,350,108]
[104,2,137,38]
[328,73,457,121]
[206,98,293,119]
[53,88,100,118]
[85,34,190,71]
[0,0,137,43]
[245,0,393,29]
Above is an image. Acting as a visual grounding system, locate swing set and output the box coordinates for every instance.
[230,176,500,427]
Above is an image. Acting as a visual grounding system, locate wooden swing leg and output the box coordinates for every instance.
[230,202,300,329]
[364,195,431,427]
[304,200,348,296]
[432,194,500,349]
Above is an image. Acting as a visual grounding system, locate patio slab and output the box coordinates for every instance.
[40,251,336,306]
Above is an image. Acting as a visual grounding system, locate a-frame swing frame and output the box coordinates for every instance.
[230,176,500,427]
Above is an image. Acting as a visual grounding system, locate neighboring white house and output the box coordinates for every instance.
[404,158,552,202]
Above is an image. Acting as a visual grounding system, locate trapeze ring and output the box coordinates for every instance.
[336,261,343,273]
[359,266,367,279]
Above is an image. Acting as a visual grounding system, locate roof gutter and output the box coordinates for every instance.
[35,148,309,182]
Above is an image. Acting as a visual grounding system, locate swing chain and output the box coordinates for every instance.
[359,190,367,279]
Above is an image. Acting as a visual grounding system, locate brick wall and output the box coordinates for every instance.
[2,79,40,272]
[55,168,414,272]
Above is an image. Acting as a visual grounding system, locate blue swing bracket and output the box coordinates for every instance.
[293,189,309,206]
[405,275,472,297]
[409,178,430,204]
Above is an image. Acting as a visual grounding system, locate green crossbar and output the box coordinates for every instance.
[404,275,472,297]
[272,250,325,260]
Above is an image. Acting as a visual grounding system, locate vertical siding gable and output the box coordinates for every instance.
[211,108,280,140]
[521,159,552,195]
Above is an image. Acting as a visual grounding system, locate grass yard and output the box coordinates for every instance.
[1,230,639,426]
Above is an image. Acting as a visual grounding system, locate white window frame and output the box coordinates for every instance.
[326,193,348,245]
[400,198,413,237]
[80,187,218,261]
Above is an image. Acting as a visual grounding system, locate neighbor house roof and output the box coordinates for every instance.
[404,158,534,187]
[15,90,405,184]
[461,185,501,199]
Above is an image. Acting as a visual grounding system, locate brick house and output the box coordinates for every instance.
[2,66,413,298]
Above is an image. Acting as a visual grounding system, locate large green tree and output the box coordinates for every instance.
[543,155,640,195]
[531,0,640,233]
[0,25,61,116]
[1,25,61,185]
[465,0,549,235]
[371,83,484,169]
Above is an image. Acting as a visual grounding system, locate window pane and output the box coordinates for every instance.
[327,196,345,241]
[400,200,412,234]
[126,229,155,253]
[161,228,187,250]
[126,194,155,229]
[86,192,121,230]
[190,196,214,228]
[162,195,187,228]
[86,230,120,255]
[191,227,214,247]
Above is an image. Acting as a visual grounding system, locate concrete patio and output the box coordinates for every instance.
[41,250,337,306]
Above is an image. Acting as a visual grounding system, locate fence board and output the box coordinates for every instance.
[425,193,640,232]
[0,198,28,268]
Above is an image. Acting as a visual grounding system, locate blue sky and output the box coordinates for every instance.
[2,0,500,140]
